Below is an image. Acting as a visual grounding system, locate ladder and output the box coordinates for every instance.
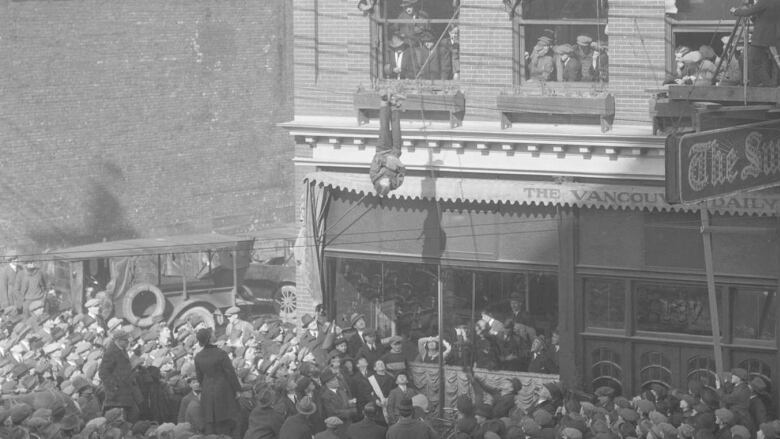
[711,15,749,85]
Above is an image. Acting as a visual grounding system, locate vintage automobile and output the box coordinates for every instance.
[48,233,255,328]
[241,251,298,318]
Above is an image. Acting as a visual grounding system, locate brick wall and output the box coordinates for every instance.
[292,0,667,126]
[0,0,295,252]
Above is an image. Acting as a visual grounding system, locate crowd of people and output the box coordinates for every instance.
[525,30,608,83]
[0,279,778,439]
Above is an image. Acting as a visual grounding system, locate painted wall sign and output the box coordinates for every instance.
[666,120,780,204]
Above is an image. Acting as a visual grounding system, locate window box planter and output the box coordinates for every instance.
[354,86,466,128]
[497,89,615,132]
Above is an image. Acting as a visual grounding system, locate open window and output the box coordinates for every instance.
[514,0,608,84]
[372,0,460,81]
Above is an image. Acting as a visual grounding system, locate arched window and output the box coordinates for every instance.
[639,351,672,389]
[687,355,717,388]
[592,347,623,394]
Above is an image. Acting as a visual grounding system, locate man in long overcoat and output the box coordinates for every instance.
[194,327,242,436]
[98,329,141,422]
[280,396,317,439]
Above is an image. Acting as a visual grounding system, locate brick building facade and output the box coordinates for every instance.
[286,0,780,397]
[0,0,294,252]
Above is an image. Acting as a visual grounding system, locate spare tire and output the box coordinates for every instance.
[122,283,166,328]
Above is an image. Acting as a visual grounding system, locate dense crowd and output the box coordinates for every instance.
[0,284,778,439]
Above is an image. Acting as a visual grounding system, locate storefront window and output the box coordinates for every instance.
[635,282,713,336]
[732,288,776,340]
[584,278,624,329]
[327,256,559,373]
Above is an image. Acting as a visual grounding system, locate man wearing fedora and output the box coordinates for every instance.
[347,313,369,357]
[385,33,414,80]
[244,387,285,439]
[99,329,142,423]
[194,327,242,436]
[280,396,317,439]
[394,0,430,47]
[320,368,357,430]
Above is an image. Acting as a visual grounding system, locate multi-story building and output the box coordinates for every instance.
[283,0,780,401]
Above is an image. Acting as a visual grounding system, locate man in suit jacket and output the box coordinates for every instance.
[731,0,780,86]
[244,388,285,439]
[0,255,19,309]
[98,329,141,422]
[280,396,317,439]
[194,327,242,436]
[556,44,582,82]
[319,368,357,422]
[384,34,415,80]
[347,403,387,439]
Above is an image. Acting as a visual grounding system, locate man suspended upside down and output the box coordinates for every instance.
[369,94,406,197]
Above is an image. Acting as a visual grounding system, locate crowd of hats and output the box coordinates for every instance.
[2,298,779,439]
[448,368,778,439]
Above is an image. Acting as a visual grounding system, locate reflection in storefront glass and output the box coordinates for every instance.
[585,278,625,329]
[732,288,776,340]
[328,256,559,373]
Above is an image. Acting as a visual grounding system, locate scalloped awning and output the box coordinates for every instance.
[305,171,780,217]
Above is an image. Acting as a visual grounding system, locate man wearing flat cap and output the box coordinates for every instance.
[527,33,555,81]
[719,368,753,432]
[574,35,596,81]
[749,376,770,431]
[554,44,582,82]
[315,416,344,439]
[224,306,252,348]
[387,396,435,439]
[99,329,142,422]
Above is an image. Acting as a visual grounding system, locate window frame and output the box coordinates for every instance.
[664,16,737,81]
[512,15,609,86]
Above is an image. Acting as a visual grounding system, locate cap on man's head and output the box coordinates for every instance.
[29,300,44,312]
[85,298,100,308]
[399,397,414,416]
[576,35,593,46]
[731,368,748,381]
[562,427,583,439]
[325,416,343,428]
[225,306,240,316]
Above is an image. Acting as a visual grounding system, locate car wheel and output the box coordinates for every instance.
[174,305,216,330]
[274,284,297,317]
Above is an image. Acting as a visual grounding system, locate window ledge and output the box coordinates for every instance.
[354,88,465,128]
[497,88,614,132]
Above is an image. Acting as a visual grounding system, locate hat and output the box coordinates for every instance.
[320,368,338,385]
[680,51,703,63]
[678,423,696,438]
[554,44,574,55]
[107,317,123,331]
[412,394,429,413]
[562,427,583,439]
[715,408,734,424]
[388,335,403,345]
[533,409,553,427]
[750,376,767,392]
[699,45,716,59]
[84,298,100,308]
[576,35,593,45]
[10,403,33,424]
[537,36,553,45]
[649,411,668,425]
[730,368,748,381]
[349,313,365,327]
[300,314,314,328]
[652,422,678,439]
[635,399,656,414]
[29,300,44,311]
[595,386,615,398]
[225,306,240,316]
[731,425,750,439]
[401,0,418,6]
[389,33,406,49]
[325,416,343,428]
[296,395,317,415]
[417,31,435,43]
[619,408,640,423]
[256,387,274,408]
[399,396,414,417]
